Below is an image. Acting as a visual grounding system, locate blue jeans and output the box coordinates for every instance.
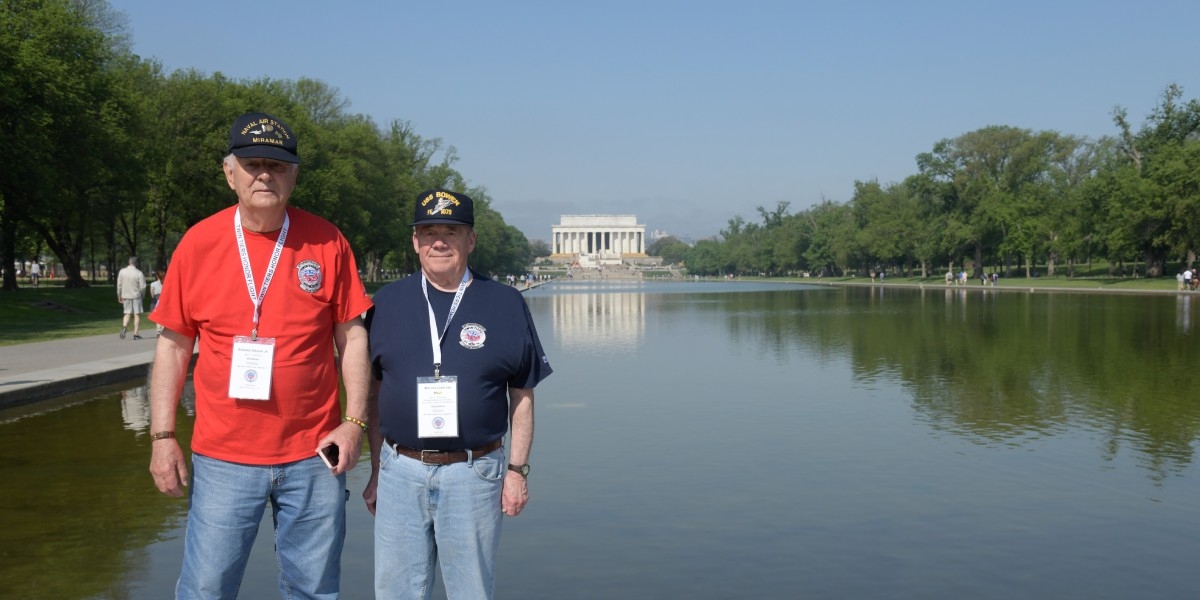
[177,453,347,600]
[374,446,505,599]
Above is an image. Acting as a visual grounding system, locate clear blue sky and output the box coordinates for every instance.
[109,0,1200,242]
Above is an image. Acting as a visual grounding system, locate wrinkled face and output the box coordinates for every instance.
[412,224,476,283]
[223,156,297,210]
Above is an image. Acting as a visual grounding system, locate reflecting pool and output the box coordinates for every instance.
[2,281,1198,599]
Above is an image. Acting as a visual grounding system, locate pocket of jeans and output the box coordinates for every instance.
[472,453,504,482]
[379,446,394,472]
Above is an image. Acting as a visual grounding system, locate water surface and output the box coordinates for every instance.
[2,281,1197,599]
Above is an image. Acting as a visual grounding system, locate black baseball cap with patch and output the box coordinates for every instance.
[412,189,474,226]
[227,112,299,164]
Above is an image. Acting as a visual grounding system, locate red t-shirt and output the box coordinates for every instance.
[153,205,373,464]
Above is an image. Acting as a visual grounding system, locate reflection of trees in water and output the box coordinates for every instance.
[695,286,1200,480]
[0,386,189,599]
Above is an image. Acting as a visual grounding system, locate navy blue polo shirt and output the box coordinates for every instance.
[367,271,552,450]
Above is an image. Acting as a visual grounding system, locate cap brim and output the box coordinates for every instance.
[411,218,473,226]
[231,145,300,164]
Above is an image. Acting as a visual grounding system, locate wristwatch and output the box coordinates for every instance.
[507,463,530,477]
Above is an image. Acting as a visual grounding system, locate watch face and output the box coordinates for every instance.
[510,464,530,476]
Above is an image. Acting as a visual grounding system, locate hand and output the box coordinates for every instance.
[363,472,378,516]
[502,470,529,517]
[149,439,189,497]
[315,421,364,476]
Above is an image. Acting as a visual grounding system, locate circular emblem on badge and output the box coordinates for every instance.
[433,417,445,430]
[296,260,322,293]
[244,369,258,382]
[460,323,486,349]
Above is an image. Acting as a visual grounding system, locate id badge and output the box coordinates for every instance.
[416,376,459,438]
[228,336,275,400]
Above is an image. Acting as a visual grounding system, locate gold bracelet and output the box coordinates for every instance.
[342,416,368,431]
[150,431,176,441]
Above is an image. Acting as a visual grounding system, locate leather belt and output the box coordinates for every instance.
[385,437,503,465]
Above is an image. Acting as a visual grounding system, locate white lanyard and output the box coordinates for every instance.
[234,207,289,340]
[421,269,471,378]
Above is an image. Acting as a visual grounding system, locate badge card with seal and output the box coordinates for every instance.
[416,376,459,438]
[228,336,276,400]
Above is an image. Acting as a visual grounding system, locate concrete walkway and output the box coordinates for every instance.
[0,330,166,408]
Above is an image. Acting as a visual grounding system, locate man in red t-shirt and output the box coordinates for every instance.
[148,112,373,599]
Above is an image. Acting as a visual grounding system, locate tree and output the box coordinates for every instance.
[0,0,139,289]
[798,199,856,276]
[1105,84,1200,276]
[684,238,727,276]
[468,187,532,277]
[899,172,954,277]
[648,235,689,266]
[528,239,551,258]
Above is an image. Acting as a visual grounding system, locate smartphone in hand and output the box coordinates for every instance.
[317,444,339,469]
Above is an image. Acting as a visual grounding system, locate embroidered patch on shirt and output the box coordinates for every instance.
[297,260,322,293]
[460,323,486,349]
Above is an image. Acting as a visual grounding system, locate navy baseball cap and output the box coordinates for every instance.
[227,112,299,164]
[411,189,474,226]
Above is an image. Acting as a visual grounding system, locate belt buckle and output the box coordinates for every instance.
[419,449,441,465]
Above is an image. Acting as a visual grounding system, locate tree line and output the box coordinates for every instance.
[1,0,535,291]
[652,84,1200,280]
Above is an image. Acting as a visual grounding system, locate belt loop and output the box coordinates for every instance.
[465,448,475,467]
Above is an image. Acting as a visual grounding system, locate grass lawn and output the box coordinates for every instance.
[0,283,125,346]
[0,279,394,347]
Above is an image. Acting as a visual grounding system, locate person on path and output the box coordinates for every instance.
[149,266,165,335]
[117,256,146,340]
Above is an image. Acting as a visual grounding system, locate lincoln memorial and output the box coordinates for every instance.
[551,215,647,261]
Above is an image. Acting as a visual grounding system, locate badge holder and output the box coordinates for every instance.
[416,375,459,437]
[228,335,276,400]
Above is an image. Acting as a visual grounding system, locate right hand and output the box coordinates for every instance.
[363,472,378,516]
[149,439,189,497]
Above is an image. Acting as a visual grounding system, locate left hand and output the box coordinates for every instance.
[502,470,529,517]
[316,421,364,475]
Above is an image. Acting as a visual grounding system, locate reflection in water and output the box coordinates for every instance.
[121,386,149,433]
[4,282,1200,599]
[1177,294,1192,332]
[697,285,1200,482]
[0,381,192,600]
[547,290,644,356]
[122,382,197,433]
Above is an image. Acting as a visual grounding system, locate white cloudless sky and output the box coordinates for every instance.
[109,0,1200,242]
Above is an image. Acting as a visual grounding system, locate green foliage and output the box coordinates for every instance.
[0,284,127,344]
[1,1,537,293]
[5,1,1200,289]
[1,0,140,289]
[529,238,551,258]
[676,85,1200,280]
[647,235,690,265]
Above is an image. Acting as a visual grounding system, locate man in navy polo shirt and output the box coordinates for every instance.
[363,189,552,599]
